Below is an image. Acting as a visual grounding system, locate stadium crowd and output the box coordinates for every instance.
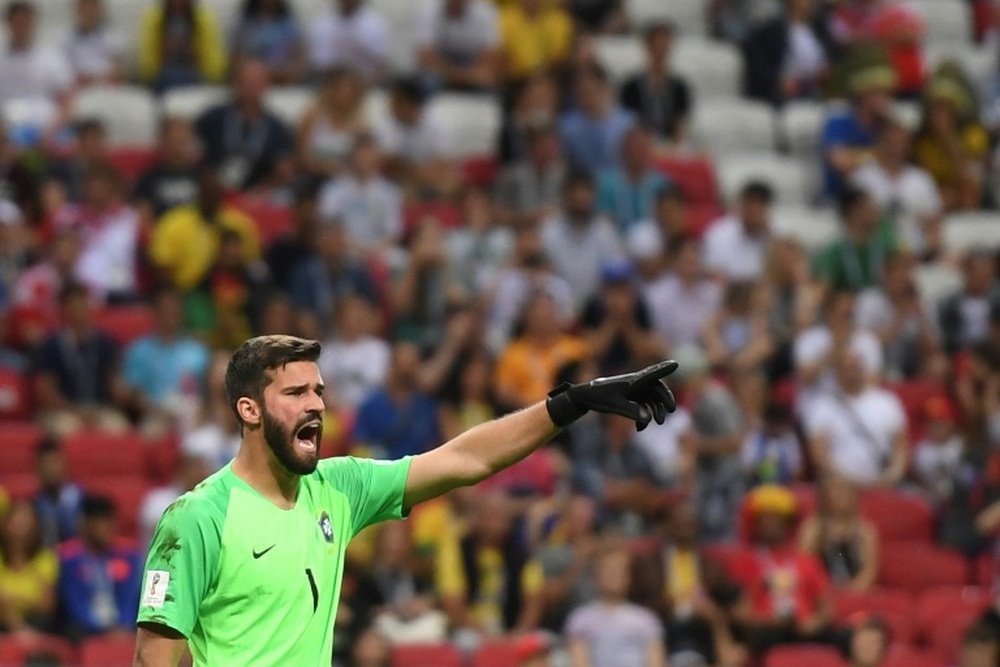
[1,0,1000,665]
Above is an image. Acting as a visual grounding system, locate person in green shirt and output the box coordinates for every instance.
[814,186,898,293]
[134,335,677,666]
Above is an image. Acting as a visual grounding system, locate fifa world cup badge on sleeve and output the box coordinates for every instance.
[142,570,170,608]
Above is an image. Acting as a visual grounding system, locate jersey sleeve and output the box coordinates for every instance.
[136,496,222,637]
[321,456,414,536]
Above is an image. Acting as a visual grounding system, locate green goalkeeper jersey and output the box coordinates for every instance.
[137,456,412,666]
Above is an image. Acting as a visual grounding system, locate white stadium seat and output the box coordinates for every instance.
[716,154,815,207]
[925,44,996,86]
[368,0,418,73]
[428,94,501,157]
[693,99,776,155]
[626,0,706,35]
[892,100,922,130]
[910,0,972,47]
[780,101,828,162]
[916,263,963,316]
[595,36,645,84]
[673,38,742,100]
[772,206,841,252]
[265,87,315,128]
[73,86,157,148]
[944,212,1000,253]
[160,86,228,121]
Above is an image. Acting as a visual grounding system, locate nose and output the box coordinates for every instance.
[306,390,325,415]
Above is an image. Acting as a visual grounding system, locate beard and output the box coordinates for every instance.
[261,407,320,475]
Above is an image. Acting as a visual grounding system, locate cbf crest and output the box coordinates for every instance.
[318,511,334,543]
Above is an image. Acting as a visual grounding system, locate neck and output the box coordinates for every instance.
[880,156,903,174]
[232,436,300,506]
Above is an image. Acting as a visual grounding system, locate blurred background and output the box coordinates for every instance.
[0,0,999,666]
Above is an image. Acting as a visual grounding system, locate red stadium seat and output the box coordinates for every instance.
[0,369,31,420]
[93,305,156,345]
[63,429,146,482]
[764,644,847,667]
[975,552,995,588]
[926,613,982,662]
[0,632,77,665]
[915,586,992,649]
[886,379,950,442]
[878,542,969,593]
[653,155,721,206]
[0,474,40,500]
[403,201,462,232]
[81,633,136,667]
[883,644,946,667]
[472,640,519,667]
[227,193,294,246]
[391,643,462,667]
[83,476,151,539]
[789,483,817,518]
[833,588,915,644]
[107,147,157,181]
[702,543,750,578]
[462,156,499,187]
[860,489,934,543]
[0,422,44,477]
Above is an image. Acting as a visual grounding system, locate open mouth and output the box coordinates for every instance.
[294,421,322,453]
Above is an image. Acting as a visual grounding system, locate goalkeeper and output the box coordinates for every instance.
[134,335,677,666]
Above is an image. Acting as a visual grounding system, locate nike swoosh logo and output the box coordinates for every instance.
[252,545,276,559]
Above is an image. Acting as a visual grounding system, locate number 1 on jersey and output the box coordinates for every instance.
[305,568,318,613]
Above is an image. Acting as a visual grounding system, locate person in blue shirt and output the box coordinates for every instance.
[120,288,210,420]
[353,341,441,459]
[32,440,84,546]
[559,63,635,174]
[57,495,142,639]
[820,61,896,199]
[596,126,670,231]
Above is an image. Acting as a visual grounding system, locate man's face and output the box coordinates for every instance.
[858,87,892,119]
[850,626,888,667]
[965,255,996,295]
[37,451,66,487]
[739,196,770,235]
[154,293,183,336]
[234,62,269,108]
[259,361,325,475]
[77,0,102,29]
[83,515,116,550]
[6,7,34,47]
[647,29,672,65]
[595,552,631,598]
[565,183,594,218]
[960,642,1000,667]
[576,74,606,115]
[161,120,195,165]
[754,512,790,545]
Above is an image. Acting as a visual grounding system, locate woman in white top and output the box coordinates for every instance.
[296,66,366,177]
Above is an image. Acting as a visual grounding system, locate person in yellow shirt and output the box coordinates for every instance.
[149,167,260,291]
[499,0,573,84]
[0,501,58,633]
[496,292,588,408]
[137,0,227,92]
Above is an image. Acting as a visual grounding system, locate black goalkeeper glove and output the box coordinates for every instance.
[545,360,679,431]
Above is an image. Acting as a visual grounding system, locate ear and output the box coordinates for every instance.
[236,396,261,428]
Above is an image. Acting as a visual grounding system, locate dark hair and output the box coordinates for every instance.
[656,183,687,205]
[390,76,427,105]
[563,169,594,192]
[224,335,321,427]
[241,0,290,19]
[666,233,699,258]
[0,500,43,562]
[75,117,106,137]
[741,180,774,203]
[35,437,60,460]
[5,1,33,21]
[577,61,610,84]
[837,185,869,219]
[81,494,116,519]
[58,280,91,305]
[763,402,791,425]
[962,621,999,646]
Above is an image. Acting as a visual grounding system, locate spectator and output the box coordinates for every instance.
[625,184,689,281]
[939,250,1000,355]
[354,341,441,458]
[308,0,389,82]
[495,292,587,409]
[581,260,663,376]
[560,64,634,174]
[32,440,84,547]
[182,352,241,469]
[350,628,391,667]
[439,351,496,440]
[390,217,452,348]
[297,67,367,179]
[710,0,778,43]
[497,73,559,164]
[805,348,908,486]
[498,0,573,85]
[0,122,42,223]
[914,396,965,504]
[0,1,73,149]
[54,164,140,301]
[195,58,294,190]
[46,118,109,205]
[954,622,1000,667]
[852,118,943,259]
[232,0,306,84]
[447,185,514,297]
[137,0,226,91]
[596,126,669,232]
[743,0,828,106]
[644,236,723,349]
[621,22,692,144]
[318,133,402,258]
[703,281,775,374]
[63,0,123,86]
[533,495,599,631]
[137,454,211,548]
[415,0,500,91]
[567,0,624,33]
[494,123,566,227]
[815,186,897,292]
[33,282,126,436]
[56,495,142,638]
[762,237,823,361]
[729,485,834,656]
[565,545,667,667]
[844,617,891,667]
[704,181,774,282]
[820,54,895,199]
[541,171,625,307]
[133,117,200,222]
[120,288,210,428]
[288,220,378,334]
[0,307,28,372]
[799,475,879,591]
[913,64,991,211]
[437,491,543,635]
[149,166,261,291]
[0,199,30,298]
[318,295,389,410]
[742,402,803,486]
[856,250,935,379]
[0,500,57,634]
[266,179,322,292]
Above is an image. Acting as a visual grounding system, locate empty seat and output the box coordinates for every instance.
[716,153,815,206]
[63,430,146,482]
[108,147,158,181]
[883,644,946,667]
[0,422,44,478]
[764,644,847,667]
[892,100,922,131]
[926,613,982,661]
[265,86,315,128]
[391,643,462,667]
[878,542,969,593]
[780,101,829,161]
[627,0,706,34]
[93,305,156,345]
[0,369,31,421]
[772,206,841,252]
[0,632,77,665]
[915,263,962,316]
[915,586,993,647]
[428,94,502,158]
[910,0,972,47]
[674,37,742,100]
[926,44,996,85]
[81,633,136,667]
[74,85,158,148]
[693,99,776,155]
[595,35,645,84]
[833,588,916,644]
[887,379,952,441]
[473,640,520,667]
[861,489,934,543]
[653,155,721,206]
[161,85,228,121]
[702,543,751,579]
[944,212,1000,253]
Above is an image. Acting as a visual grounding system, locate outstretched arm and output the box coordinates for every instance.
[403,361,678,511]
